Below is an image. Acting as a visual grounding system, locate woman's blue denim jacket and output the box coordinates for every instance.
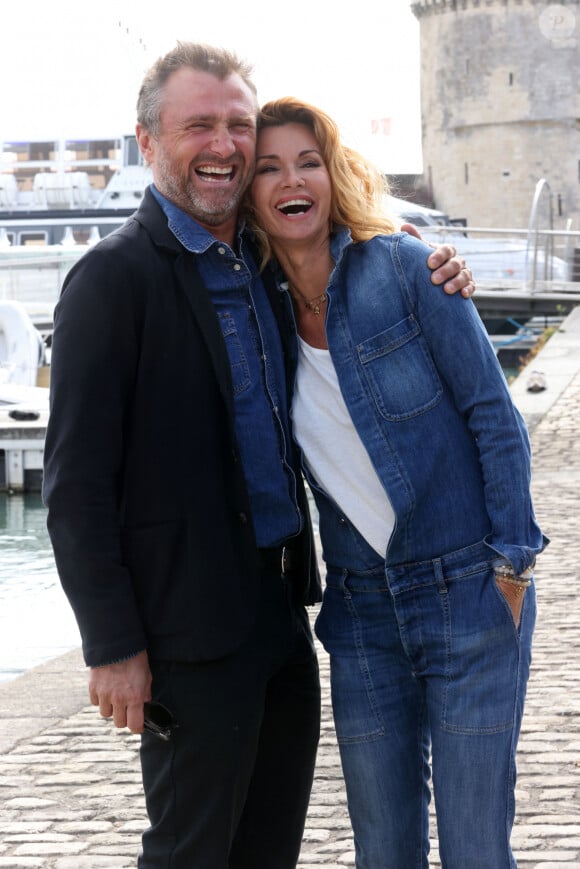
[278,228,547,576]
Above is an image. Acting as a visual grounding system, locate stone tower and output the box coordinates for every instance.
[411,0,580,230]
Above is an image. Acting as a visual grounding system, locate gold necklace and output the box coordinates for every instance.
[290,286,328,316]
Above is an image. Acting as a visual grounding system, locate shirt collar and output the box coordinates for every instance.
[150,184,246,255]
[270,225,352,292]
[330,225,353,262]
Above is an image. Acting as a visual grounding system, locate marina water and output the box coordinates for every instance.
[0,493,80,683]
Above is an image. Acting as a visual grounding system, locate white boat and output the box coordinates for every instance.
[0,134,151,247]
[0,300,47,388]
[0,135,152,333]
[387,194,572,283]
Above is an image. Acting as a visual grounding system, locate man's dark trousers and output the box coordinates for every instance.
[138,558,321,868]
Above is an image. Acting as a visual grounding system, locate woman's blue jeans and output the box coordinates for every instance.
[315,542,536,869]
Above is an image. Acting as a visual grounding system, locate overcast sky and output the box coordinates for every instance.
[1,0,423,173]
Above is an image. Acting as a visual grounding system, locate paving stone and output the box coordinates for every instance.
[14,842,87,855]
[55,822,114,834]
[4,799,57,810]
[0,860,47,867]
[0,825,52,835]
[54,860,134,869]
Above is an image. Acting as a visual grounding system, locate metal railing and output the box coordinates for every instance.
[416,223,580,293]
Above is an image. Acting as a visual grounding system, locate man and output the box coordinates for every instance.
[43,42,474,869]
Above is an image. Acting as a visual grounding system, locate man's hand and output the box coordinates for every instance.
[89,649,152,734]
[401,222,476,298]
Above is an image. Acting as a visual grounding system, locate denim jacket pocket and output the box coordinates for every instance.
[356,314,442,421]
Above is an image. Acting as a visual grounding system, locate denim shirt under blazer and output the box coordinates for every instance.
[281,229,547,577]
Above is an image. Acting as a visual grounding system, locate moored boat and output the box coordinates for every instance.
[0,300,47,387]
[0,134,151,248]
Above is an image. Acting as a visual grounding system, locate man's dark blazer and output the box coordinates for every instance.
[43,188,320,668]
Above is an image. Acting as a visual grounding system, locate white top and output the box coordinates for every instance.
[292,336,395,557]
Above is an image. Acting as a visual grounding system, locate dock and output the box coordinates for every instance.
[0,387,48,492]
[473,278,580,319]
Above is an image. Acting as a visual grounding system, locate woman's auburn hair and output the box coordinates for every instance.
[246,96,398,266]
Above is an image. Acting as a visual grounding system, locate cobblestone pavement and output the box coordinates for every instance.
[1,320,579,868]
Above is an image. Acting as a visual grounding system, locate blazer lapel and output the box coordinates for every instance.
[176,253,236,430]
[134,190,234,432]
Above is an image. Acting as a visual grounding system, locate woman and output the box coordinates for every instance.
[247,98,547,869]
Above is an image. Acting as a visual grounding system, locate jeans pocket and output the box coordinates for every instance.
[441,566,519,734]
[315,577,388,743]
[495,574,528,629]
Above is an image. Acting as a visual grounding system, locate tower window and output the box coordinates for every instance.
[464,163,469,185]
[509,72,514,85]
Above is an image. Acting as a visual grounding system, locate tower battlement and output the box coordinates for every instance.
[411,0,578,16]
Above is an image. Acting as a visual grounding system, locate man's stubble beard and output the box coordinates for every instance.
[155,152,254,227]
